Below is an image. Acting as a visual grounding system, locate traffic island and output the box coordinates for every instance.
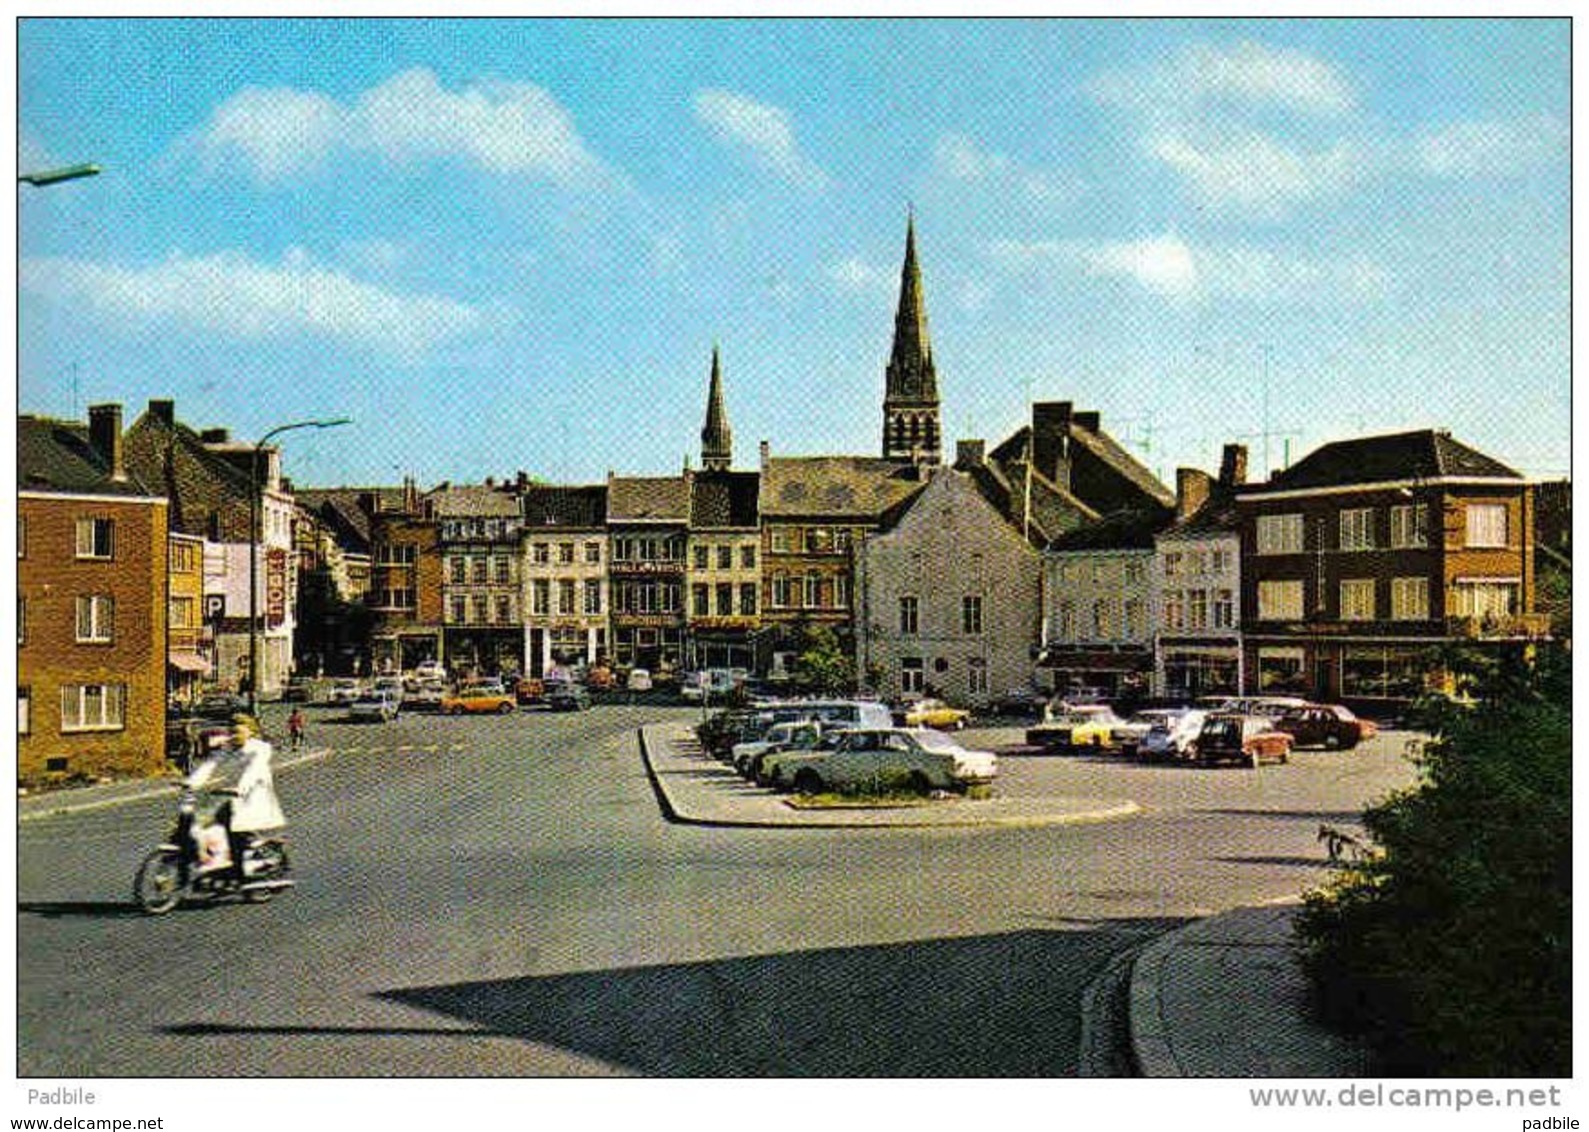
[639,722,1140,830]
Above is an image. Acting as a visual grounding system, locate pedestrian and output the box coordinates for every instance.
[287,706,306,752]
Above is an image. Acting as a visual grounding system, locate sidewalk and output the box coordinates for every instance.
[1129,902,1374,1077]
[17,745,334,823]
[639,721,1139,829]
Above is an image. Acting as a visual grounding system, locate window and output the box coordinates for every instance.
[740,545,756,569]
[1164,591,1185,631]
[532,580,550,616]
[771,573,790,608]
[899,596,919,635]
[1451,580,1518,620]
[558,580,576,616]
[533,543,551,565]
[1187,550,1206,577]
[473,596,490,624]
[1211,548,1230,575]
[471,557,488,583]
[169,541,197,573]
[494,556,512,584]
[1092,599,1112,639]
[962,595,983,635]
[1124,558,1145,585]
[17,517,25,559]
[1257,648,1305,694]
[901,658,925,694]
[17,598,25,646]
[75,517,115,559]
[584,580,603,615]
[1212,589,1235,629]
[834,575,850,610]
[1163,552,1183,579]
[558,542,575,565]
[693,584,710,617]
[1390,504,1429,549]
[450,556,467,583]
[1466,504,1508,548]
[1391,576,1429,621]
[60,683,125,732]
[1339,508,1376,551]
[1256,513,1304,555]
[805,528,831,553]
[718,546,733,570]
[584,541,602,564]
[770,529,790,553]
[1187,589,1208,630]
[1340,579,1377,621]
[451,596,468,624]
[968,658,989,696]
[170,596,197,630]
[19,687,30,736]
[1123,598,1143,639]
[694,546,709,571]
[739,583,757,616]
[1257,580,1305,620]
[804,573,822,609]
[716,583,733,617]
[496,595,513,624]
[1057,600,1076,640]
[75,595,114,643]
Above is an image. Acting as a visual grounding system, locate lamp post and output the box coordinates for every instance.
[18,163,102,187]
[249,418,351,714]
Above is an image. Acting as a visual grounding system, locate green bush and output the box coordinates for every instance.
[1297,644,1571,1076]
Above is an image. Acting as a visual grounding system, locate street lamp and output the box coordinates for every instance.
[249,418,351,714]
[18,163,102,187]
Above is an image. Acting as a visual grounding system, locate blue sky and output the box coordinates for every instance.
[18,18,1571,489]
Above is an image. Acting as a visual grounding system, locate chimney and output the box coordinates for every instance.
[1175,468,1213,520]
[1031,401,1074,486]
[200,428,229,444]
[1074,410,1100,433]
[955,439,986,469]
[759,440,771,472]
[148,399,175,426]
[87,403,126,481]
[1218,444,1249,490]
[516,471,529,492]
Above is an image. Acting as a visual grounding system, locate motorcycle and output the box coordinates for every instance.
[133,785,293,915]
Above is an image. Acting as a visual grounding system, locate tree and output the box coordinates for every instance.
[792,625,855,696]
[1297,642,1571,1075]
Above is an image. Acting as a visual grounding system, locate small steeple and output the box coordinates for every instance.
[700,345,733,472]
[883,212,942,463]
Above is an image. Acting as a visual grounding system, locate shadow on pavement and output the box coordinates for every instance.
[18,900,149,919]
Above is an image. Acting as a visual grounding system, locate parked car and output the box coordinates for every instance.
[777,727,998,796]
[1026,704,1126,751]
[192,691,250,720]
[732,719,829,778]
[405,679,447,711]
[626,668,654,692]
[586,664,616,690]
[324,678,366,705]
[281,677,314,703]
[1195,713,1294,767]
[761,729,853,789]
[991,687,1050,717]
[1218,695,1309,720]
[681,668,742,703]
[514,676,546,705]
[1110,709,1188,755]
[899,698,971,730]
[413,660,447,682]
[440,683,516,715]
[347,688,401,723]
[545,679,591,712]
[1138,709,1209,762]
[1275,703,1378,750]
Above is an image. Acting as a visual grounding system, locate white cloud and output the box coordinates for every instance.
[826,256,895,296]
[192,68,613,188]
[1415,114,1568,177]
[931,133,1081,206]
[693,88,828,189]
[988,233,1389,304]
[1150,131,1361,214]
[21,248,485,357]
[1092,39,1354,120]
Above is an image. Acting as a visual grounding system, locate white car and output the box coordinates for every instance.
[626,668,653,691]
[413,660,447,682]
[731,719,826,777]
[777,727,997,796]
[347,688,401,722]
[1138,709,1209,761]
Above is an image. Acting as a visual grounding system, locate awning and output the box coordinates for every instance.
[167,652,210,673]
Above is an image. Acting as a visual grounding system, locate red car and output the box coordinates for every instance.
[1195,713,1294,768]
[1275,704,1378,750]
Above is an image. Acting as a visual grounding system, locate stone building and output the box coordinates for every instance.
[433,482,524,679]
[607,473,690,673]
[366,480,445,676]
[521,483,609,675]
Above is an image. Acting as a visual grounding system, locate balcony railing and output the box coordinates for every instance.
[1446,613,1552,640]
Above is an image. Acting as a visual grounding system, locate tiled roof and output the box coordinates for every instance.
[760,457,928,519]
[1159,492,1242,539]
[18,416,155,496]
[426,484,521,517]
[1047,506,1175,551]
[1249,430,1522,493]
[522,484,608,529]
[1067,426,1176,508]
[691,471,760,528]
[608,475,690,523]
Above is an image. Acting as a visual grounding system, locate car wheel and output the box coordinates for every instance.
[497,702,513,714]
[908,770,933,796]
[1323,733,1341,750]
[793,768,823,796]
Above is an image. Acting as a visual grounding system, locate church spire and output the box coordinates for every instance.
[883,213,942,463]
[700,345,733,471]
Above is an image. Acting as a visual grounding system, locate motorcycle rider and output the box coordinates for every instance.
[184,714,287,877]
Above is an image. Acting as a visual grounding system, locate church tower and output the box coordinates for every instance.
[700,345,733,472]
[882,214,942,464]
